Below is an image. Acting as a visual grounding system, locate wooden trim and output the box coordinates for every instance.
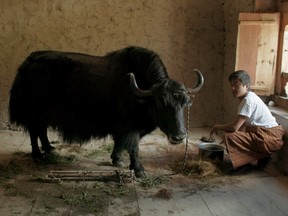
[251,85,269,91]
[239,20,276,25]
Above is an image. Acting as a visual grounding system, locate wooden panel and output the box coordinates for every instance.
[235,23,259,84]
[255,14,279,95]
[235,13,280,96]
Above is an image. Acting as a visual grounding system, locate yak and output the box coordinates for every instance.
[9,46,204,178]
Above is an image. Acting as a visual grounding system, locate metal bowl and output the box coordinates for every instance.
[198,143,224,161]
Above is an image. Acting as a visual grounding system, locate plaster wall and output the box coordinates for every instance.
[223,0,254,123]
[0,0,252,130]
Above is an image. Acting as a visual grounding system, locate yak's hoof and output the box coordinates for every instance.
[32,152,43,161]
[112,160,125,168]
[134,170,146,178]
[41,146,55,154]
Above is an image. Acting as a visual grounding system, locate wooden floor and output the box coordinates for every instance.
[0,128,288,216]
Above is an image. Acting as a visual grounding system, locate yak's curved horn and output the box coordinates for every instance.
[187,69,204,94]
[128,73,152,97]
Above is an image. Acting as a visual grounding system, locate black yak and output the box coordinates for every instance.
[9,46,204,177]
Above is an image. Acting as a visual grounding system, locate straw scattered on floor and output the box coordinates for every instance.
[170,159,220,178]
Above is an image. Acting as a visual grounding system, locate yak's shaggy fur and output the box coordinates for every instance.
[9,46,202,177]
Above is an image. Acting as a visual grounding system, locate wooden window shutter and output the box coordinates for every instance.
[235,13,280,96]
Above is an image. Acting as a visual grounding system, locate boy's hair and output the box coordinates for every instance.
[228,70,251,90]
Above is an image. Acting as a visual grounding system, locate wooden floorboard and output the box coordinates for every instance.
[200,185,249,216]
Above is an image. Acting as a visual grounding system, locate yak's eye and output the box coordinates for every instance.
[173,91,185,97]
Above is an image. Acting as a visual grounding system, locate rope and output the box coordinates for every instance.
[167,104,191,176]
[180,105,190,173]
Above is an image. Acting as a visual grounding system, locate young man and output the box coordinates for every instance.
[210,70,284,174]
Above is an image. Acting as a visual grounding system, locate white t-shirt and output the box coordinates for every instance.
[237,91,278,128]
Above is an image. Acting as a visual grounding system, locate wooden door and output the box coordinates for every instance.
[235,13,280,96]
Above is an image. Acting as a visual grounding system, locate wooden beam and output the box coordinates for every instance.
[239,20,276,25]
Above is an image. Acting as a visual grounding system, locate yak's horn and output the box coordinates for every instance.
[128,73,152,97]
[187,69,204,93]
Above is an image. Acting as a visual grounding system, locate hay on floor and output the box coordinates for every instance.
[170,159,220,178]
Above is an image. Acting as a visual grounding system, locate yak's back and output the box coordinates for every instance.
[9,47,166,142]
[9,51,116,141]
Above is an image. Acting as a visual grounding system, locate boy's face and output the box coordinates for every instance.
[230,79,249,99]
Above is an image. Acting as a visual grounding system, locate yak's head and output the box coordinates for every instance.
[129,69,204,144]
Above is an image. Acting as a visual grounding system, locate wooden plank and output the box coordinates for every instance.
[138,186,213,216]
[172,189,214,216]
[233,177,288,216]
[253,176,288,213]
[255,19,278,95]
[235,20,260,84]
[200,177,288,216]
[199,185,250,216]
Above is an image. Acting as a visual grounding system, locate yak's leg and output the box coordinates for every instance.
[38,127,54,154]
[28,126,42,159]
[111,139,125,168]
[112,133,145,178]
[128,141,145,178]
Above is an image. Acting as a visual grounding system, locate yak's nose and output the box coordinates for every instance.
[169,133,186,144]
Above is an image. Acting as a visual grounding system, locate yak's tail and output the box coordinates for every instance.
[9,57,34,128]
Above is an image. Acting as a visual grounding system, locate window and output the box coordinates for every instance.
[281,25,288,74]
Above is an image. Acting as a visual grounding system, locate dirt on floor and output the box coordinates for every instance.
[0,132,244,216]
